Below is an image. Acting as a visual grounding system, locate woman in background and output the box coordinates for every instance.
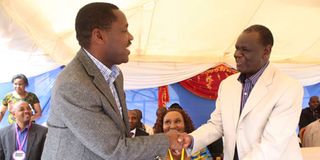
[154,108,211,160]
[0,74,41,124]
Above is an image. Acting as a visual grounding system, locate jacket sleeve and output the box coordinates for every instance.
[190,80,224,153]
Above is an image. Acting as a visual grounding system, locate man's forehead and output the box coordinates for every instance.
[112,9,128,26]
[18,103,29,108]
[14,102,29,110]
[128,111,137,116]
[236,32,261,45]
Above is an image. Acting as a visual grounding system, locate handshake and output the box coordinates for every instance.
[165,130,193,155]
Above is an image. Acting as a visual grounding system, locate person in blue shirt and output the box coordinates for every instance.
[0,101,47,160]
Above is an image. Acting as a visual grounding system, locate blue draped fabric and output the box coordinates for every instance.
[1,67,319,129]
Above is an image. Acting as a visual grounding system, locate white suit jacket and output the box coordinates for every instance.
[190,64,303,160]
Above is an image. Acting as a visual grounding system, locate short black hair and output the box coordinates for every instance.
[169,103,183,110]
[243,24,274,47]
[75,2,119,49]
[11,74,29,86]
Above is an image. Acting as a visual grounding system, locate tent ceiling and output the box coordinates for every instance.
[1,0,320,65]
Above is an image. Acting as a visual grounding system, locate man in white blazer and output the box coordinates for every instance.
[41,2,180,160]
[179,25,303,160]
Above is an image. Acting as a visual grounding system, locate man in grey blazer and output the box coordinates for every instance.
[41,2,180,160]
[0,101,47,160]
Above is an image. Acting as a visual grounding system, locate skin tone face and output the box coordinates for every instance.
[128,111,138,130]
[163,111,185,133]
[309,96,320,110]
[12,102,32,129]
[93,9,133,68]
[234,31,271,77]
[13,78,26,95]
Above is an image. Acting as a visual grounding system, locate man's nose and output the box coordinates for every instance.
[24,110,31,113]
[234,50,242,59]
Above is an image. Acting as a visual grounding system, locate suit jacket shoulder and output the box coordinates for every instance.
[135,128,149,136]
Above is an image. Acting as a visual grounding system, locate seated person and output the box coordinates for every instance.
[128,110,149,137]
[299,96,320,130]
[169,103,224,158]
[0,101,47,160]
[133,109,154,135]
[154,108,212,160]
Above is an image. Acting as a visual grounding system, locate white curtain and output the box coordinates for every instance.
[120,62,217,89]
[120,62,320,90]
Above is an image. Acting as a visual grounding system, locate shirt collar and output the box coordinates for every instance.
[238,61,269,85]
[83,48,120,84]
[15,123,31,132]
[131,128,137,134]
[130,128,136,137]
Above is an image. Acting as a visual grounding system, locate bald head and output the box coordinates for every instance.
[12,101,32,126]
[309,96,320,109]
[12,101,30,113]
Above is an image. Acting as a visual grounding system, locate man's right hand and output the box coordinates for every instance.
[165,130,183,154]
[177,132,193,149]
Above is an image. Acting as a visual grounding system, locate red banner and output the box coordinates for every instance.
[179,64,237,100]
[158,85,169,108]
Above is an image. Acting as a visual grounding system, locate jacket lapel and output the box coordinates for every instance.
[238,65,274,122]
[78,49,119,114]
[114,76,130,134]
[231,77,243,129]
[9,125,16,155]
[26,125,36,159]
[92,76,120,115]
[77,49,127,132]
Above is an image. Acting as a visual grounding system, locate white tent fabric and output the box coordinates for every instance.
[0,0,320,89]
[120,62,216,89]
[0,8,60,82]
[121,62,320,89]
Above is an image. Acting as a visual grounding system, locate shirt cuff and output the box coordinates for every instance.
[185,135,194,156]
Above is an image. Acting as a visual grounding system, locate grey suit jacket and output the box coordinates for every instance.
[41,49,169,160]
[0,124,48,160]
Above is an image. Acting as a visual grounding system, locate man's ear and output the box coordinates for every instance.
[91,28,107,45]
[11,111,15,118]
[263,44,272,59]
